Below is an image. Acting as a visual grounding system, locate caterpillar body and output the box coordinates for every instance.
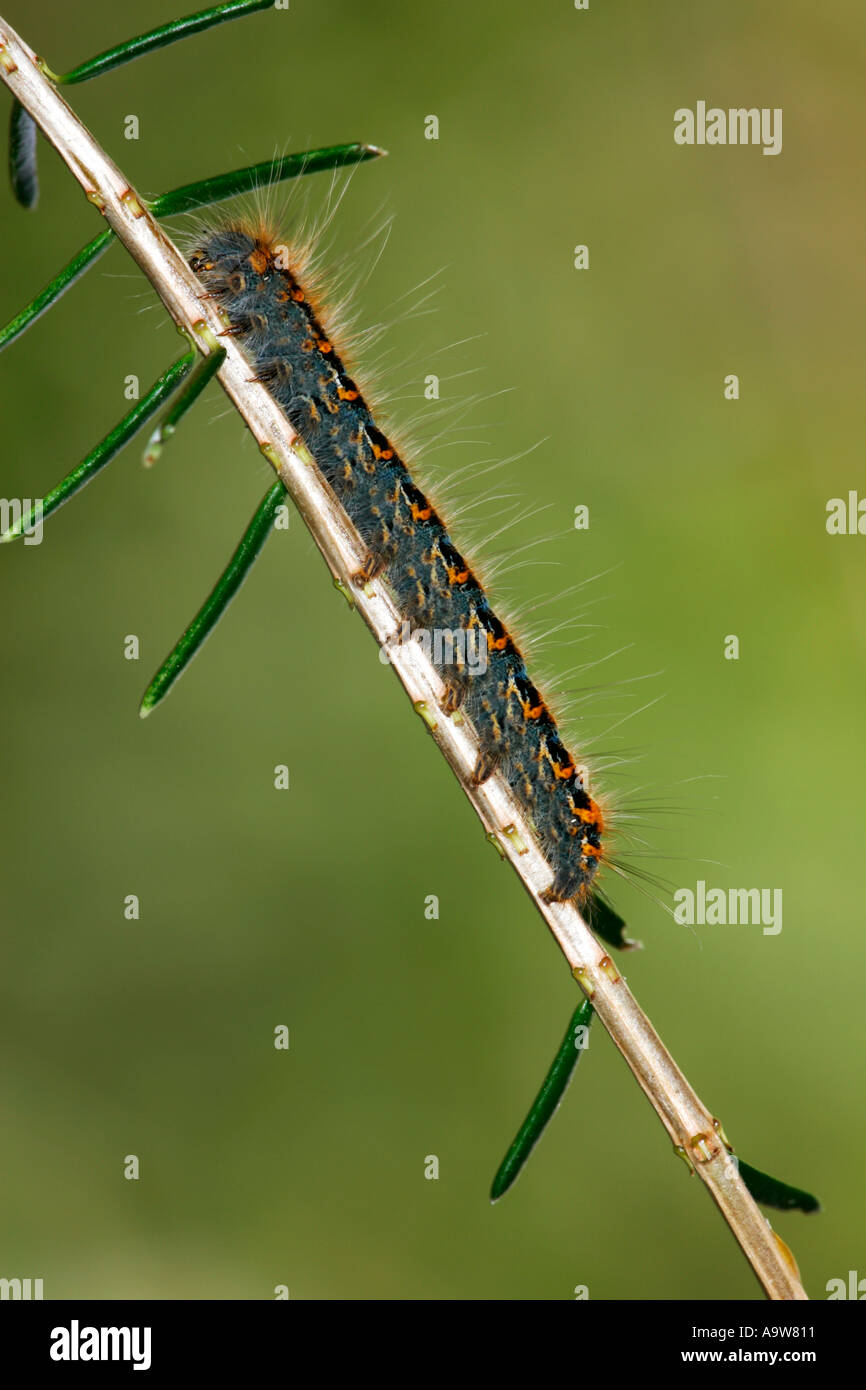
[190,222,605,905]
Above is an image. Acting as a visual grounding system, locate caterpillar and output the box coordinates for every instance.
[190,218,605,906]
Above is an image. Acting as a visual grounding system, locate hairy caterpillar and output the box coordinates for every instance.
[190,218,606,906]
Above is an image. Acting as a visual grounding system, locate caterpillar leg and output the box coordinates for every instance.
[351,550,388,586]
[284,392,321,435]
[471,748,500,787]
[439,678,466,716]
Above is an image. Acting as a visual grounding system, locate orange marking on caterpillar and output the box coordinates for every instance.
[520,695,545,720]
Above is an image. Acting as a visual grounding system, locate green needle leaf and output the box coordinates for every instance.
[149,144,387,220]
[9,100,39,209]
[57,0,274,86]
[0,229,114,354]
[0,353,194,543]
[143,345,226,467]
[140,480,288,718]
[585,889,641,952]
[737,1159,821,1215]
[491,999,594,1203]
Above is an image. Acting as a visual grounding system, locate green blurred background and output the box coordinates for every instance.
[1,0,863,1300]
